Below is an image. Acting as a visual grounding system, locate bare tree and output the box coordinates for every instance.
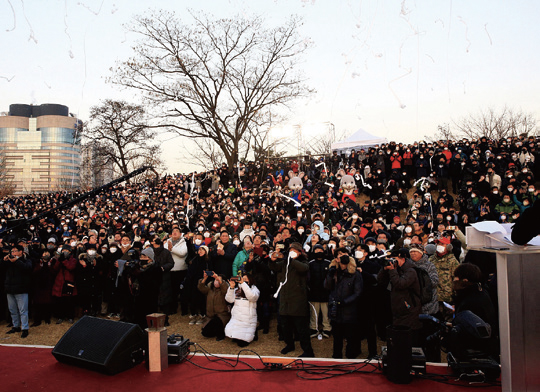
[85,100,162,177]
[453,107,538,140]
[425,123,456,143]
[307,127,348,156]
[0,153,15,197]
[110,10,313,168]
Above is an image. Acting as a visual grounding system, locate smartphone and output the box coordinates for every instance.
[447,226,457,231]
[205,270,214,277]
[230,276,239,282]
[276,244,284,250]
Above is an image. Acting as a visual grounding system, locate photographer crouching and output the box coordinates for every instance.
[377,248,422,345]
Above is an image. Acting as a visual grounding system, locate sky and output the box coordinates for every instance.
[1,0,539,173]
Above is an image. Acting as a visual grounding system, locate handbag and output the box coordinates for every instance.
[62,270,75,296]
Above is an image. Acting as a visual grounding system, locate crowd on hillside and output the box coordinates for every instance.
[2,134,532,358]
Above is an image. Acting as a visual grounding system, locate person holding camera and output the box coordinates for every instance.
[224,274,260,347]
[269,242,315,358]
[3,244,32,338]
[324,247,363,359]
[198,271,230,341]
[377,248,422,343]
[127,247,163,329]
[51,245,78,325]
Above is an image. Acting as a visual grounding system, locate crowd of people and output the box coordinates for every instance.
[1,134,526,359]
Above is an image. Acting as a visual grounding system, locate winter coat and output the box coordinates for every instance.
[303,220,330,247]
[166,237,188,271]
[413,254,439,315]
[307,256,330,302]
[2,255,32,294]
[153,246,174,306]
[51,254,78,297]
[429,252,459,303]
[324,257,363,323]
[75,253,104,297]
[198,279,231,327]
[378,259,422,330]
[32,258,53,304]
[232,249,251,276]
[210,241,238,278]
[224,282,260,342]
[269,253,310,317]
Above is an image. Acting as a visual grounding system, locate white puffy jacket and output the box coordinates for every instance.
[224,282,260,342]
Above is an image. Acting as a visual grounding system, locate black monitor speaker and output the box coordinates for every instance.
[52,316,145,375]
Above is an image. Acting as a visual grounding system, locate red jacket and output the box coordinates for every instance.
[51,255,78,297]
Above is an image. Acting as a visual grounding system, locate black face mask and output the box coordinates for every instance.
[314,253,324,259]
[340,255,350,265]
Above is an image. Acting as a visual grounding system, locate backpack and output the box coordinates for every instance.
[411,266,433,306]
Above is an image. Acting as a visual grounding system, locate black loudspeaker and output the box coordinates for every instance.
[385,325,412,384]
[52,316,145,375]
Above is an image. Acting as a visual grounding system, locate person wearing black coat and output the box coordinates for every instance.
[3,244,32,337]
[75,250,104,316]
[210,231,238,279]
[128,247,163,329]
[377,248,422,344]
[31,250,54,326]
[151,237,175,324]
[244,245,273,334]
[324,248,363,359]
[307,245,331,337]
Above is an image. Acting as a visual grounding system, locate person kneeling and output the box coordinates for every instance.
[224,274,260,347]
[197,272,230,341]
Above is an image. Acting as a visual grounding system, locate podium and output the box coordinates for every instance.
[466,226,540,391]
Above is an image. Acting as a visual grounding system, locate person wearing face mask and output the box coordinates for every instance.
[325,248,363,359]
[198,271,230,341]
[494,193,520,223]
[269,242,315,358]
[307,245,332,339]
[150,236,175,326]
[100,242,119,317]
[183,245,210,324]
[428,237,459,317]
[166,227,189,316]
[75,245,104,317]
[354,244,380,359]
[3,244,32,338]
[377,247,422,343]
[31,250,54,327]
[51,245,78,324]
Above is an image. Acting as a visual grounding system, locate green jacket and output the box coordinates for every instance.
[428,252,459,303]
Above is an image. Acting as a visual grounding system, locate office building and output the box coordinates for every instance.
[0,103,82,195]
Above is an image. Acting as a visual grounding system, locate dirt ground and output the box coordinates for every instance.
[1,313,391,359]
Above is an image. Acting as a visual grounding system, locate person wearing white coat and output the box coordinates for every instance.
[165,228,189,315]
[224,275,260,347]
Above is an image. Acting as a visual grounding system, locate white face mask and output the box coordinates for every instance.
[204,232,210,238]
[289,251,298,259]
[436,245,446,254]
[368,245,376,253]
[194,239,202,245]
[405,227,412,234]
[297,229,304,234]
[70,241,77,247]
[87,250,96,256]
[328,243,336,249]
[355,251,364,259]
[233,240,241,246]
[352,215,358,219]
[110,248,117,253]
[121,243,131,248]
[403,238,411,246]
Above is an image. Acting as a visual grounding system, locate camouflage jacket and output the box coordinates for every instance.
[428,252,459,303]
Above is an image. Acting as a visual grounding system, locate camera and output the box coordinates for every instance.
[205,270,214,277]
[329,300,340,319]
[383,258,397,268]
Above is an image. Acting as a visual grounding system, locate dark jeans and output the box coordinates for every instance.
[281,315,313,355]
[171,270,188,314]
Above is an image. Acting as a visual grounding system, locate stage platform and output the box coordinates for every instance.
[0,344,501,392]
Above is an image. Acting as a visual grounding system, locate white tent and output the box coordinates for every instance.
[331,128,387,152]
